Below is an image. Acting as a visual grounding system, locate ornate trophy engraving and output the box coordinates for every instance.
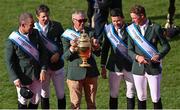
[77,31,91,67]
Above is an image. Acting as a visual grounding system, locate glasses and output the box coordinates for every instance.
[73,18,87,23]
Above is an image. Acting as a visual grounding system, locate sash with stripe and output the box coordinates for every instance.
[105,24,132,62]
[126,23,159,59]
[9,31,39,62]
[34,22,58,53]
[62,29,80,40]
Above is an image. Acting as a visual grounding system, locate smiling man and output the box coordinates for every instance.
[127,4,171,109]
[34,4,66,109]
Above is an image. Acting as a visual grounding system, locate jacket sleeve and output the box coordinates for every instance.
[128,34,138,60]
[155,25,171,59]
[101,32,110,65]
[56,22,64,57]
[5,40,20,82]
[62,36,79,61]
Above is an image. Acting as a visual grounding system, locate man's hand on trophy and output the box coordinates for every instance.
[91,38,100,51]
[70,39,78,53]
[70,38,78,46]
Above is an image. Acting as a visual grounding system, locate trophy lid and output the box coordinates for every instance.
[78,31,91,47]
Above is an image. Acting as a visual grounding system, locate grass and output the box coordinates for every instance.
[0,0,180,109]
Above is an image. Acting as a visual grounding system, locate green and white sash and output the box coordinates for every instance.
[62,29,80,40]
[126,23,159,59]
[34,22,58,53]
[105,24,132,62]
[9,31,39,62]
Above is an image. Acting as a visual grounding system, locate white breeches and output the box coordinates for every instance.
[16,80,41,105]
[133,72,161,103]
[41,68,65,99]
[109,69,135,98]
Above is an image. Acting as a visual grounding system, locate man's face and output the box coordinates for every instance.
[23,18,34,34]
[72,14,87,31]
[130,13,144,25]
[37,12,49,26]
[111,16,124,29]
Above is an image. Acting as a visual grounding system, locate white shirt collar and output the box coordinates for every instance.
[74,27,79,32]
[139,19,149,36]
[39,22,49,31]
[140,19,149,28]
[19,29,29,41]
[39,22,49,36]
[74,27,84,33]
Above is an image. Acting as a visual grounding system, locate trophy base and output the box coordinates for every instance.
[79,63,91,68]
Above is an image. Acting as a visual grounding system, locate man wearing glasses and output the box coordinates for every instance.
[62,10,100,109]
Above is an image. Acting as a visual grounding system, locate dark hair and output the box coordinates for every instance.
[36,4,50,16]
[110,8,124,18]
[130,4,146,17]
[19,12,33,25]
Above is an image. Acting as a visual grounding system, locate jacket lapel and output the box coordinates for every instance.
[144,20,153,37]
[134,24,141,34]
[47,21,53,37]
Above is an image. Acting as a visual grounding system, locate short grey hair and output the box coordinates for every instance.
[72,10,86,19]
[18,12,33,25]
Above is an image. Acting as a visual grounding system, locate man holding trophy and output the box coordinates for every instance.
[62,10,100,109]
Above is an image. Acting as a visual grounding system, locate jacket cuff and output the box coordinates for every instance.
[133,54,138,60]
[41,66,47,71]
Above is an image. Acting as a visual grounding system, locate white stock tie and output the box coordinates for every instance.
[118,29,123,39]
[140,26,146,36]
